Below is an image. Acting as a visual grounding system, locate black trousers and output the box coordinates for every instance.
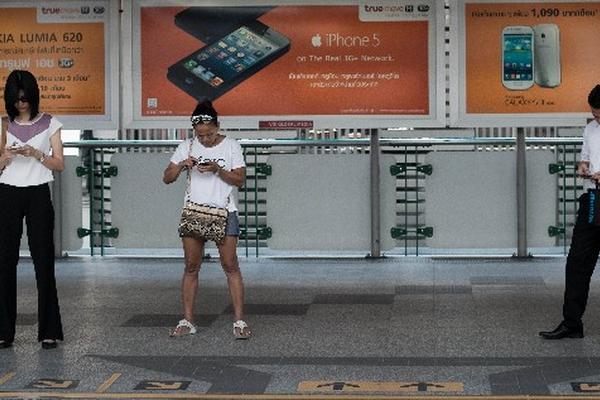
[563,192,600,329]
[0,183,63,342]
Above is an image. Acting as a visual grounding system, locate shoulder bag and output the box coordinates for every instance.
[178,138,229,244]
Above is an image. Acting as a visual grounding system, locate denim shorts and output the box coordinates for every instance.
[226,211,240,236]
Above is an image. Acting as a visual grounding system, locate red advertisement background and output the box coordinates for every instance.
[140,6,429,117]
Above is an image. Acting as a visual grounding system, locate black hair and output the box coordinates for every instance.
[589,84,600,109]
[3,70,40,121]
[191,100,218,125]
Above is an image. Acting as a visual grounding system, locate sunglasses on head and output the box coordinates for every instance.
[191,114,214,126]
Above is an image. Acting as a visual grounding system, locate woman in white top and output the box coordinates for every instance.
[0,70,64,349]
[163,100,251,339]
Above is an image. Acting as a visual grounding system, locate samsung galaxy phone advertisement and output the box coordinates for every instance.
[452,0,600,127]
[0,1,119,129]
[128,1,444,129]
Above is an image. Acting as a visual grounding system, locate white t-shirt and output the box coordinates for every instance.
[580,120,600,191]
[170,136,245,212]
[0,113,62,187]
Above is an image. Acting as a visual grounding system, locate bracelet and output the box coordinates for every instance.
[39,153,46,163]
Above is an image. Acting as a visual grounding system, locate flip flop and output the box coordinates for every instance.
[233,320,252,340]
[170,319,197,337]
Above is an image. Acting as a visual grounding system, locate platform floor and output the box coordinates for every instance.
[2,256,600,399]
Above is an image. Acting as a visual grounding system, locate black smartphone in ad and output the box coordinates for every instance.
[175,6,274,44]
[167,20,290,101]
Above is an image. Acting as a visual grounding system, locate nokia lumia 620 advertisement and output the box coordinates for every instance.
[167,20,290,101]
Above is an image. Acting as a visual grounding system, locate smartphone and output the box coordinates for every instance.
[501,26,534,90]
[534,24,561,88]
[174,6,274,44]
[167,20,290,101]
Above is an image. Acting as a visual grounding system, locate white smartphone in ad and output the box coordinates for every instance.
[534,24,561,88]
[501,26,534,90]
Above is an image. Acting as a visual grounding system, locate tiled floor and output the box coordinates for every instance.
[2,256,600,398]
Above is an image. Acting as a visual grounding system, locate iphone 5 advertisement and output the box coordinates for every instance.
[132,1,442,128]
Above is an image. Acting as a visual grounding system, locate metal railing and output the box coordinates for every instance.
[62,136,584,257]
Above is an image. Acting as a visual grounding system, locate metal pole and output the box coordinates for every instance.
[89,148,95,256]
[100,148,105,256]
[516,127,528,257]
[369,128,381,258]
[52,172,63,258]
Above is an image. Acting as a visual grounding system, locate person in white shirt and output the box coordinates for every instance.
[540,84,600,340]
[163,100,251,339]
[0,70,64,349]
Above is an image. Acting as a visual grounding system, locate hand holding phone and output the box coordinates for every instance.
[577,162,590,177]
[14,144,38,158]
[180,157,197,170]
[7,141,22,151]
[579,173,600,182]
[197,161,219,173]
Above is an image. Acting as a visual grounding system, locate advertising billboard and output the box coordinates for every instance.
[124,0,445,129]
[0,1,119,129]
[451,0,600,127]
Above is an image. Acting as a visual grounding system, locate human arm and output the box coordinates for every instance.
[197,162,245,187]
[15,129,64,172]
[196,139,245,187]
[163,157,197,184]
[578,161,590,176]
[0,117,11,171]
[0,147,17,171]
[579,126,592,178]
[217,166,245,188]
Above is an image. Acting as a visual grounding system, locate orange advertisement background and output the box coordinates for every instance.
[465,2,600,114]
[0,8,105,115]
[141,6,429,117]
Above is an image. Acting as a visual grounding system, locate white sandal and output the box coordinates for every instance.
[170,319,197,337]
[233,320,252,340]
